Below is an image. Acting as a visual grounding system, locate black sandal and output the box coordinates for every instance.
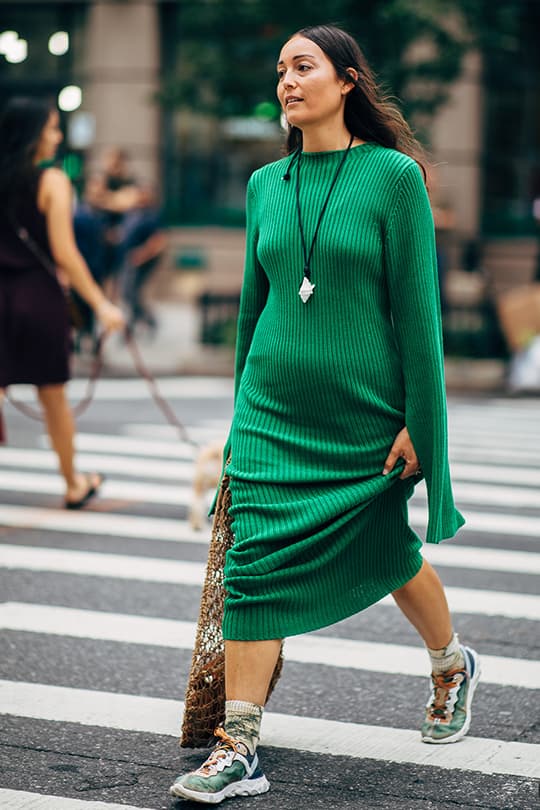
[65,473,105,510]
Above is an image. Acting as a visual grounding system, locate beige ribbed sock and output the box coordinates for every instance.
[427,632,465,675]
[224,700,263,755]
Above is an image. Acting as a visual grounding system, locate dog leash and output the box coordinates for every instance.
[1,328,199,448]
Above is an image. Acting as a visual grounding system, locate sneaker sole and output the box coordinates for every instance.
[170,774,270,804]
[422,648,481,745]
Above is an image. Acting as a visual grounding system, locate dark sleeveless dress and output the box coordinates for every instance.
[0,172,70,388]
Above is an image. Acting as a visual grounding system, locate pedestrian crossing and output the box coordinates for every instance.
[1,384,539,809]
[1,681,539,779]
[1,603,539,688]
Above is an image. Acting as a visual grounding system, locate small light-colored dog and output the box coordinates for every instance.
[189,440,224,530]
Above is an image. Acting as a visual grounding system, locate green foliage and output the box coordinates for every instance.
[159,0,476,127]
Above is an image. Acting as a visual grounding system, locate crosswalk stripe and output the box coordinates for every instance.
[0,544,207,583]
[450,446,540,466]
[451,481,540,509]
[69,431,540,467]
[0,504,208,544]
[451,397,540,409]
[0,470,192,506]
[451,410,540,423]
[0,447,194,482]
[0,790,155,810]
[2,602,537,689]
[50,433,195,460]
[450,411,540,422]
[5,446,540,488]
[6,377,234,402]
[2,468,540,516]
[408,505,540,539]
[3,541,539,585]
[449,427,538,450]
[1,539,538,618]
[1,680,538,779]
[403,586,540,620]
[1,500,539,545]
[422,542,540,574]
[124,422,229,440]
[449,462,540,486]
[450,426,540,440]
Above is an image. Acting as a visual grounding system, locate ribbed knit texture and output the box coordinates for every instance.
[221,142,465,641]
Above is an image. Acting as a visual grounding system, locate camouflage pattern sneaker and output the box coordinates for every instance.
[169,727,270,804]
[422,645,481,744]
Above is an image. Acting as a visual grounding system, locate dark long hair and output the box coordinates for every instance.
[0,97,55,206]
[284,25,427,177]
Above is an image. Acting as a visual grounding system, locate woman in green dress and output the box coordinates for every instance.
[171,24,479,805]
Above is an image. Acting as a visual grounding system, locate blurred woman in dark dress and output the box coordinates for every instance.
[0,97,124,508]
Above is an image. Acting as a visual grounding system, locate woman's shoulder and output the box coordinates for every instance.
[366,144,422,182]
[37,167,72,211]
[39,166,71,192]
[248,156,290,194]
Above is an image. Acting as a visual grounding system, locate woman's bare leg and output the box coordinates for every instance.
[392,559,453,648]
[225,639,282,705]
[37,383,97,502]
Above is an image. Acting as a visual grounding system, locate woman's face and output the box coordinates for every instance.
[34,110,63,163]
[277,35,350,132]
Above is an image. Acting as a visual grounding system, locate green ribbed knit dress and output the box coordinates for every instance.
[221,142,464,642]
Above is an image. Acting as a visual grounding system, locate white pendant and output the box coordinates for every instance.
[299,276,315,303]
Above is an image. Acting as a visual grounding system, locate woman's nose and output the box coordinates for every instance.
[282,71,296,89]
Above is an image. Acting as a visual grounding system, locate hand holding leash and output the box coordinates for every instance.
[95,300,125,332]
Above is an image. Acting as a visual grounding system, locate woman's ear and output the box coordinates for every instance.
[342,67,359,94]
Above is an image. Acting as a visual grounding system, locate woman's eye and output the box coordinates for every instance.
[298,64,311,72]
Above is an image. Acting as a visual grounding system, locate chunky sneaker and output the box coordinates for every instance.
[422,645,481,744]
[169,727,270,804]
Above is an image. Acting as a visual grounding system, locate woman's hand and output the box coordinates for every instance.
[382,426,421,479]
[95,300,125,333]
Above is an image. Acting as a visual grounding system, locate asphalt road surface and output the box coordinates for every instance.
[0,377,539,810]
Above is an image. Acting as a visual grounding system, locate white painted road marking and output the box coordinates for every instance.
[6,376,234,402]
[0,680,538,779]
[0,504,208,544]
[5,446,540,488]
[3,541,540,583]
[0,447,195,481]
[2,500,540,544]
[0,544,207,583]
[1,602,538,689]
[0,470,192,506]
[0,789,155,810]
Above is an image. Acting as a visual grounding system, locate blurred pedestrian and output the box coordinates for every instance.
[72,176,109,341]
[171,25,478,805]
[0,97,124,507]
[121,185,167,333]
[91,147,142,289]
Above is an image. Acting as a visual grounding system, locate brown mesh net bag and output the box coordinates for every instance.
[180,470,283,748]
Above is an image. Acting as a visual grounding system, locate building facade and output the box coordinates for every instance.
[1,0,538,245]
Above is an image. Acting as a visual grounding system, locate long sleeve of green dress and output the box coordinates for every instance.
[384,163,465,543]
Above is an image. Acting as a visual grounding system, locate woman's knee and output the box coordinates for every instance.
[37,383,67,407]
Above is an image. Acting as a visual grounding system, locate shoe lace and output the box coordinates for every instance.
[197,728,243,775]
[427,668,465,720]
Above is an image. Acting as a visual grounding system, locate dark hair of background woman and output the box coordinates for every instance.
[0,97,56,208]
[285,24,427,179]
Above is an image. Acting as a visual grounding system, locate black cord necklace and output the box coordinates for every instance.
[295,134,354,303]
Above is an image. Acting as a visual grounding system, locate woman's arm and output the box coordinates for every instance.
[39,168,124,331]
